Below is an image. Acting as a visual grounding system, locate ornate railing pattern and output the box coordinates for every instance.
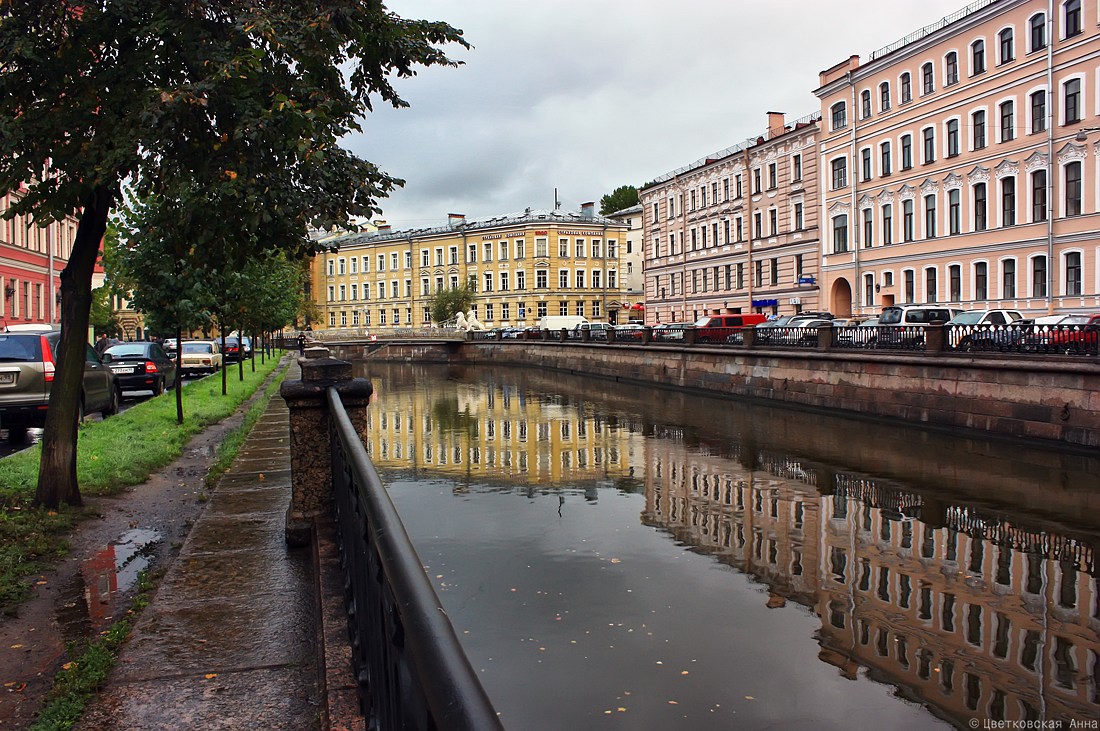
[328,388,503,731]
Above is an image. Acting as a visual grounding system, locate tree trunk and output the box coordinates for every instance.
[34,185,114,509]
[175,325,184,424]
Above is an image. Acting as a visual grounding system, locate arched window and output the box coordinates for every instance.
[921,62,935,94]
[945,52,959,85]
[998,28,1015,63]
[1029,13,1047,52]
[971,39,986,74]
[1065,161,1082,216]
[861,89,872,119]
[831,101,847,130]
[900,72,912,103]
[880,82,891,111]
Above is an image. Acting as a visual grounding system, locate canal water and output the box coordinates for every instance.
[354,361,1100,730]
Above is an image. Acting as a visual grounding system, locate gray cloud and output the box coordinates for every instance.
[345,0,968,227]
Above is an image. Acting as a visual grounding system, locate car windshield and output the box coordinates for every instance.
[106,344,148,357]
[182,342,213,354]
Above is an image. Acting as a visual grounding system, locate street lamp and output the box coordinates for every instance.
[1073,127,1100,142]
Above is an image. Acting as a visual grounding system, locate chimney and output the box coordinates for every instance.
[767,111,786,138]
[448,212,466,227]
[580,201,595,219]
[377,223,392,232]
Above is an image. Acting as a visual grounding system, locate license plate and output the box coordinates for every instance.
[113,367,135,374]
[0,373,14,385]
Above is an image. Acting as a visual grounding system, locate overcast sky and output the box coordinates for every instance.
[343,0,969,228]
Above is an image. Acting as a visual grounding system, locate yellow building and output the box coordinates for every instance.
[310,205,629,332]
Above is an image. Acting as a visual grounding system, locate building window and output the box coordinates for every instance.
[921,62,934,94]
[753,168,762,193]
[861,148,872,181]
[972,39,986,74]
[1064,78,1081,123]
[754,212,762,238]
[792,154,803,182]
[769,208,778,235]
[861,89,872,119]
[864,274,875,307]
[1065,252,1082,295]
[926,268,938,302]
[831,157,847,189]
[924,194,937,238]
[882,204,893,245]
[832,215,849,254]
[922,127,935,163]
[881,141,892,175]
[1065,161,1082,216]
[1032,169,1048,221]
[1031,91,1047,133]
[880,82,891,111]
[974,183,988,231]
[768,162,777,189]
[793,202,804,230]
[900,72,912,103]
[901,134,913,169]
[998,28,1014,63]
[831,102,847,130]
[1065,0,1082,38]
[1000,101,1015,141]
[972,109,987,149]
[863,208,873,247]
[1030,13,1047,52]
[950,264,962,301]
[975,262,988,300]
[949,189,961,234]
[1002,260,1016,298]
[945,52,959,85]
[1001,177,1016,226]
[904,270,916,303]
[947,119,959,157]
[1032,256,1047,297]
[903,199,914,241]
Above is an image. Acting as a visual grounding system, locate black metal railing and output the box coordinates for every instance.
[328,388,503,731]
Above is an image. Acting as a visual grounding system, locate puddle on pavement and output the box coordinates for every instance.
[55,528,162,643]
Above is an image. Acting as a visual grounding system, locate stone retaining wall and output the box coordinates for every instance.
[329,341,1100,449]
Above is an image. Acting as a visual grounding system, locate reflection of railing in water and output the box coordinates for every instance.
[755,453,819,486]
[328,389,502,731]
[944,506,1096,575]
[833,474,924,516]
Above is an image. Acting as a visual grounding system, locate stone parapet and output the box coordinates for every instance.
[281,352,373,546]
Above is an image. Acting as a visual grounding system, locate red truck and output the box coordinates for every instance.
[692,314,769,343]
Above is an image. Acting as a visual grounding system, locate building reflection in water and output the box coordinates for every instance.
[356,362,1099,726]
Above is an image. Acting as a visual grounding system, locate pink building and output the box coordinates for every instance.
[0,184,80,328]
[816,0,1100,317]
[640,112,823,325]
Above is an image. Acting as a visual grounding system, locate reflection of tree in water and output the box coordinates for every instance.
[615,476,645,495]
[431,396,476,435]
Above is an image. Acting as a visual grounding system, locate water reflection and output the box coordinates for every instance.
[357,362,1099,728]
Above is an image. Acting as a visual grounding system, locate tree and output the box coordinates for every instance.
[0,2,466,507]
[429,284,477,326]
[89,286,120,337]
[599,185,639,215]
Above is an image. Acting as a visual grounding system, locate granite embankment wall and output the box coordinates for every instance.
[329,340,1100,450]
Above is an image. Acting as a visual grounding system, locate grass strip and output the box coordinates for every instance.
[0,354,288,612]
[28,571,157,731]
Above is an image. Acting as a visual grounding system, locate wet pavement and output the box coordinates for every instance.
[73,359,354,731]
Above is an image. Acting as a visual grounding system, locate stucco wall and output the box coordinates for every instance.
[329,340,1100,449]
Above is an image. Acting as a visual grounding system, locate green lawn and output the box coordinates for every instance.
[0,355,287,612]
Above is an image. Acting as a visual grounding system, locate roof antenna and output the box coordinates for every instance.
[554,188,560,210]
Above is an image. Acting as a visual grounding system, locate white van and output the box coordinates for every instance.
[538,315,588,331]
[876,305,961,348]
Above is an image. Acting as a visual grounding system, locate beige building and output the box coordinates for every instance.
[312,205,628,331]
[816,0,1100,317]
[639,111,823,325]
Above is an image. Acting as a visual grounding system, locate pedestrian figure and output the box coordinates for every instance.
[297,333,306,355]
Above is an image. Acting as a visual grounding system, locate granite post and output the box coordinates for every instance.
[281,347,374,547]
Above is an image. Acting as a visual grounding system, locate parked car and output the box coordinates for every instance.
[0,331,119,442]
[1035,313,1100,354]
[222,336,246,362]
[652,322,691,342]
[874,305,961,349]
[574,322,614,340]
[613,323,646,341]
[163,338,178,354]
[947,309,1025,350]
[692,314,768,343]
[103,341,178,395]
[179,340,222,376]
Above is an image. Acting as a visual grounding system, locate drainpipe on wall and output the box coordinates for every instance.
[1045,0,1055,314]
[744,145,754,313]
[848,70,861,313]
